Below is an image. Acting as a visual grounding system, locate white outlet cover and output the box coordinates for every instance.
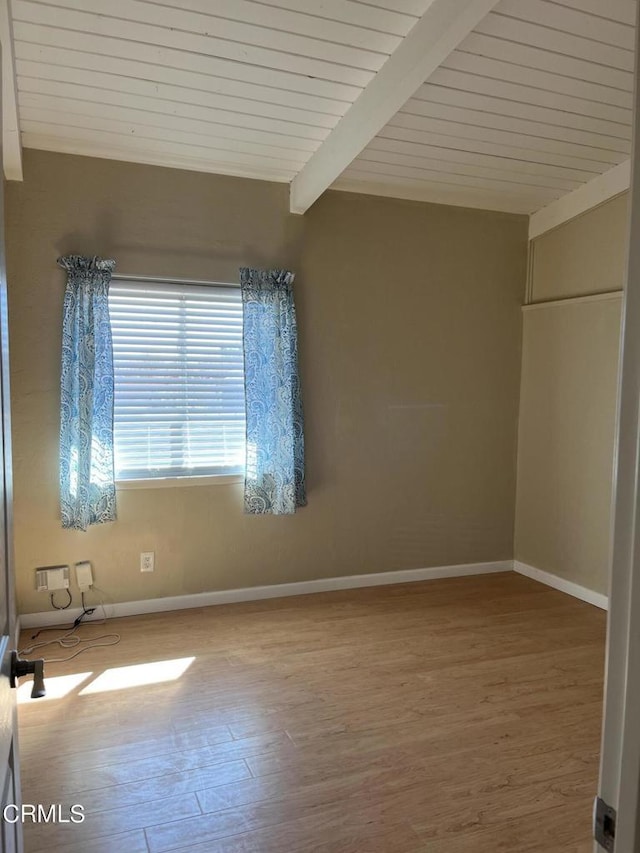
[140,551,155,572]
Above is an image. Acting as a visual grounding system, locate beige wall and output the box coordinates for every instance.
[7,150,527,615]
[515,195,627,595]
[515,297,621,594]
[529,193,628,302]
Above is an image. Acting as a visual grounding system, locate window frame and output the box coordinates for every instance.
[115,474,243,489]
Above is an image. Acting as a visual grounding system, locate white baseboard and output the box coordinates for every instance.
[513,560,608,611]
[19,560,512,629]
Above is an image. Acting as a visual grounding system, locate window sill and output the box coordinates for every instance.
[116,474,244,490]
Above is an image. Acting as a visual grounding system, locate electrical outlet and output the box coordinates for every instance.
[140,551,155,572]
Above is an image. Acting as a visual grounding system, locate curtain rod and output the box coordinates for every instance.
[111,273,239,288]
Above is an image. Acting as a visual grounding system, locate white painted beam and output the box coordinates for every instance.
[0,0,22,181]
[289,0,500,215]
[528,160,630,240]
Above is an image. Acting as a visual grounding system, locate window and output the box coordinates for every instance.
[109,280,245,481]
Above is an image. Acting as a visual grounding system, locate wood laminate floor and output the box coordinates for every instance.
[17,572,606,853]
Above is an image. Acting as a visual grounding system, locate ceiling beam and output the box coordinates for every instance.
[0,0,22,181]
[528,160,630,240]
[289,0,500,215]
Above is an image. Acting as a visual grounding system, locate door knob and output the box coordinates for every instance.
[10,651,46,698]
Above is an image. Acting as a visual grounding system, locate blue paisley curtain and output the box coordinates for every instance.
[240,268,306,514]
[58,255,117,531]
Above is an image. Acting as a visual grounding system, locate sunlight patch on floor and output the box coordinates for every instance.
[79,657,195,694]
[17,672,93,704]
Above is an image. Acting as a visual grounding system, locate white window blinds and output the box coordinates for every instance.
[109,281,245,480]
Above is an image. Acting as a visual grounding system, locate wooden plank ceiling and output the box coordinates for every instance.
[11,0,430,183]
[336,0,635,214]
[5,0,638,217]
